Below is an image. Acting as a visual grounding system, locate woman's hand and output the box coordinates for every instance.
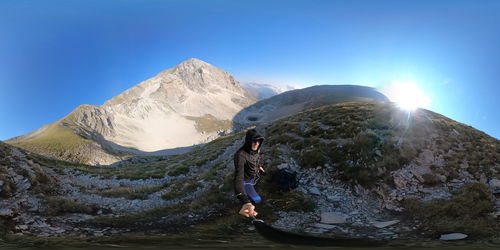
[239,202,258,217]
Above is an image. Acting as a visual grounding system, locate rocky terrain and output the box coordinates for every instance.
[1,101,499,243]
[6,58,257,165]
[262,102,499,240]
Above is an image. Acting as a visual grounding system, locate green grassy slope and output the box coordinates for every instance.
[6,121,93,163]
[263,101,499,185]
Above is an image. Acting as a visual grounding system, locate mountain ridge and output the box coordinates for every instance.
[7,58,257,165]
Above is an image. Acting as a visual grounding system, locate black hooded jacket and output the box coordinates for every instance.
[233,129,264,204]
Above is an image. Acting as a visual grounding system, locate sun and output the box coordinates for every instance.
[382,81,431,111]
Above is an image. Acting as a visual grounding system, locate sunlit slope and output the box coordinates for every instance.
[264,101,499,185]
[6,104,129,164]
[6,121,94,163]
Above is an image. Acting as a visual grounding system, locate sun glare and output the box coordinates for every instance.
[382,81,431,111]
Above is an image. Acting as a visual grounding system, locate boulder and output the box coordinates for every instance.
[327,195,342,202]
[372,220,400,228]
[320,212,347,224]
[309,187,321,195]
[488,178,500,189]
[15,225,29,231]
[313,223,337,229]
[439,233,468,241]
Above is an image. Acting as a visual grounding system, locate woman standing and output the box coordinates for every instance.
[233,129,265,217]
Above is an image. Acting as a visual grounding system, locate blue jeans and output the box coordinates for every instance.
[243,178,262,204]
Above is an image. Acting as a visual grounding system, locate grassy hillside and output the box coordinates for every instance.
[6,121,94,163]
[258,101,499,237]
[264,101,499,185]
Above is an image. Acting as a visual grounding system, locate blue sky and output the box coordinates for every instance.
[1,0,499,140]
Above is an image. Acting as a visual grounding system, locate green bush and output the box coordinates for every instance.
[0,175,16,198]
[266,190,315,212]
[43,197,93,216]
[352,131,380,158]
[167,165,190,176]
[403,182,497,237]
[100,187,149,200]
[421,173,441,186]
[161,180,201,200]
[267,134,297,146]
[341,165,377,186]
[300,149,327,169]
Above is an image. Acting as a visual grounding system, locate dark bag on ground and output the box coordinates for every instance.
[272,169,298,191]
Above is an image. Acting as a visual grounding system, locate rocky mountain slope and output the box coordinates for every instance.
[1,101,498,242]
[6,58,257,165]
[233,85,389,129]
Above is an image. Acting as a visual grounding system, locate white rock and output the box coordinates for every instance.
[320,212,347,224]
[309,187,321,195]
[488,179,500,189]
[440,233,468,241]
[372,220,400,228]
[327,195,341,202]
[16,225,29,230]
[313,223,337,229]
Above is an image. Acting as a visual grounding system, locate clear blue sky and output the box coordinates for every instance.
[1,0,499,140]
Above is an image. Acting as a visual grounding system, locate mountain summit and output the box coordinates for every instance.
[7,58,256,165]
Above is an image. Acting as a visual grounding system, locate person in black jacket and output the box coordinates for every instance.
[233,129,265,217]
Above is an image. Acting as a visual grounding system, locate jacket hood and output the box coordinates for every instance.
[242,129,264,153]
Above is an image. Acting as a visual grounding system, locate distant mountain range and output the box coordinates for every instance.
[241,82,296,100]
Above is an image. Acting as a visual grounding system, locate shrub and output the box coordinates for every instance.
[421,173,441,186]
[398,140,418,166]
[161,180,201,200]
[266,190,315,212]
[0,175,16,198]
[300,149,327,169]
[167,165,190,176]
[352,131,380,158]
[341,165,376,186]
[100,187,149,200]
[403,182,497,237]
[267,134,297,146]
[43,197,93,216]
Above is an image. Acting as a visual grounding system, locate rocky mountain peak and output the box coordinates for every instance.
[164,58,240,92]
[176,58,212,69]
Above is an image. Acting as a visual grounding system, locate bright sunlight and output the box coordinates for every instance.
[382,81,431,111]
